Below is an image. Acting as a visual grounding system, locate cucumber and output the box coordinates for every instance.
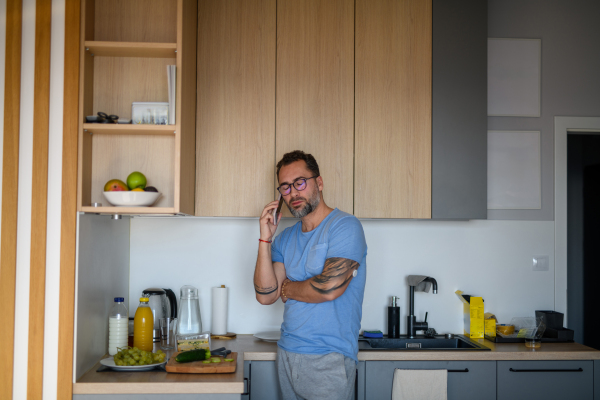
[175,349,210,363]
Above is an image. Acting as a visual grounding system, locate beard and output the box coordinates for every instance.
[286,187,321,218]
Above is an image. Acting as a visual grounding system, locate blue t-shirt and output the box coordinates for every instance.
[271,208,367,362]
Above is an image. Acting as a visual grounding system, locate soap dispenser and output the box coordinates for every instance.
[388,296,400,338]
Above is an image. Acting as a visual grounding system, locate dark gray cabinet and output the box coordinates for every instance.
[243,361,281,400]
[497,361,593,400]
[431,0,488,219]
[359,361,496,400]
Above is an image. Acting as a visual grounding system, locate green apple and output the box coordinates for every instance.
[127,171,147,190]
[104,179,128,192]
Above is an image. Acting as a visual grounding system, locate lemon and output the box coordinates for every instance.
[132,188,145,192]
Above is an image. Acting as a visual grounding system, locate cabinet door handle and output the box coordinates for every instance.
[242,377,249,396]
[509,367,583,373]
[448,368,469,373]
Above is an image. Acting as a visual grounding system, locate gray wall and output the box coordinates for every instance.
[488,0,600,220]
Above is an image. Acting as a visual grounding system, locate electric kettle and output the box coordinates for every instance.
[141,287,178,342]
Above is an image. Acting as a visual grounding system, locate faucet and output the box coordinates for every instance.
[407,276,438,338]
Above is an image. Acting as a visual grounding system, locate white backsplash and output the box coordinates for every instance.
[129,217,555,336]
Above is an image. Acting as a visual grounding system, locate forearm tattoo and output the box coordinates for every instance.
[310,257,359,295]
[254,283,278,295]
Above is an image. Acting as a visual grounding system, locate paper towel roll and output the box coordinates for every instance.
[211,286,228,335]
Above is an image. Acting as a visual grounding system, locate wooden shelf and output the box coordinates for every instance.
[82,124,176,135]
[80,206,177,215]
[84,41,177,58]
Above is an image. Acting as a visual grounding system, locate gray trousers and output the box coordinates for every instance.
[276,347,356,400]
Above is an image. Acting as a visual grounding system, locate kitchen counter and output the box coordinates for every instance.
[74,335,600,395]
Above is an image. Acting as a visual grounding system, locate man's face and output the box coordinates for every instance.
[278,160,321,218]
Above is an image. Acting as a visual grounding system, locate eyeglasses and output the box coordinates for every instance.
[277,176,319,195]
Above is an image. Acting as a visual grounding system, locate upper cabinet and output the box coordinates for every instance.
[354,0,432,219]
[276,0,355,216]
[431,0,487,219]
[77,0,197,215]
[195,0,353,217]
[195,0,276,217]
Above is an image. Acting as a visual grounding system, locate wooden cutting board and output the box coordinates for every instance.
[165,352,237,374]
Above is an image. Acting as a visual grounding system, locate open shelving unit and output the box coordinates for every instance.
[77,0,197,215]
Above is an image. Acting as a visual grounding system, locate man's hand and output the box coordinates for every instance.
[259,200,283,242]
[282,257,359,303]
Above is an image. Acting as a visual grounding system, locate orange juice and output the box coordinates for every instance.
[133,297,154,351]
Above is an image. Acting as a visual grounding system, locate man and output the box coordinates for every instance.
[254,150,368,400]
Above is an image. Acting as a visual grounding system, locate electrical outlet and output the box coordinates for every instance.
[533,255,549,271]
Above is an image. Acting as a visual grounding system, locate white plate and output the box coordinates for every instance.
[253,331,281,342]
[99,356,167,371]
[103,191,161,207]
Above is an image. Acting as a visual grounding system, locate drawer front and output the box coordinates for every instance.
[365,361,496,400]
[498,361,593,400]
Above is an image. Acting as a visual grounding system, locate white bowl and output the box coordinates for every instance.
[103,191,161,207]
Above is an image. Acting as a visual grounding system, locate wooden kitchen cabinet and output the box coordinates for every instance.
[354,0,432,219]
[276,0,355,216]
[195,0,276,217]
[359,361,496,400]
[497,361,593,399]
[77,0,197,215]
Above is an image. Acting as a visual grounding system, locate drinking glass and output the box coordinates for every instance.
[160,317,177,350]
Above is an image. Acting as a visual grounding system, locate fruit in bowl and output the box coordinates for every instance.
[104,179,128,192]
[103,190,161,207]
[127,171,147,190]
[103,173,160,207]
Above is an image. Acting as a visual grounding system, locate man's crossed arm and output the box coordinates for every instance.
[255,257,359,305]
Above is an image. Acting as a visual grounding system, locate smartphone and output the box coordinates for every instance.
[273,193,283,225]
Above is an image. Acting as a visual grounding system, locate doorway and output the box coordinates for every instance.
[567,133,600,347]
[555,116,600,346]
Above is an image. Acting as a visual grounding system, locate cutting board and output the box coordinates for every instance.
[165,352,237,374]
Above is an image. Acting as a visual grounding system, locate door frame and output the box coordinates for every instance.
[554,116,600,324]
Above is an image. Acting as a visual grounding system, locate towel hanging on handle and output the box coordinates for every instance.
[392,369,448,400]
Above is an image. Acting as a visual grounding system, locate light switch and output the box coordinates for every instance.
[532,255,549,271]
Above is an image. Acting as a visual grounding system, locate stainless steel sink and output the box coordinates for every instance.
[358,335,491,351]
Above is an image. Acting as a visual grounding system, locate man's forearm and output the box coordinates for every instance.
[282,257,359,303]
[254,243,279,304]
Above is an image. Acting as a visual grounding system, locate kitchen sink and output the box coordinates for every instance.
[358,335,491,351]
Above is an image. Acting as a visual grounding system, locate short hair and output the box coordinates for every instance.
[276,150,320,181]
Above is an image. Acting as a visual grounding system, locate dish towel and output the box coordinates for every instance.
[392,369,448,400]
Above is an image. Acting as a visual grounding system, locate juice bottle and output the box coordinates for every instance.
[133,297,154,351]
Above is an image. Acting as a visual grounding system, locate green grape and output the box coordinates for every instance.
[111,346,165,366]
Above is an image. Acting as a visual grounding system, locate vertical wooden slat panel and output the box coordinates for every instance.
[0,1,23,398]
[57,0,80,398]
[276,0,354,215]
[355,0,432,218]
[27,0,52,398]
